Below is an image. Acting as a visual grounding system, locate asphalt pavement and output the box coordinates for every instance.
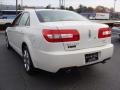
[0,32,120,90]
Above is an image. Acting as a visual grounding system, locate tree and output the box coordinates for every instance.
[95,6,106,13]
[76,4,95,13]
[87,7,94,13]
[76,5,84,13]
[18,4,21,10]
[82,6,87,12]
[66,7,69,10]
[60,5,65,9]
[68,6,74,11]
[46,5,51,9]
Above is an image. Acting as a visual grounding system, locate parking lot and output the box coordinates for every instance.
[0,32,120,90]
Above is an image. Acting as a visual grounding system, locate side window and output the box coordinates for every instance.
[18,12,29,26]
[12,13,22,26]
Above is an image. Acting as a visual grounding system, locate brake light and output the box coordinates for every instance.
[43,29,80,42]
[98,28,111,38]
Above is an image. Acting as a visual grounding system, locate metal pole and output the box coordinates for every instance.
[62,0,63,6]
[59,0,61,8]
[0,0,2,11]
[64,0,65,8]
[59,0,60,8]
[21,0,23,10]
[114,0,117,12]
[16,0,18,16]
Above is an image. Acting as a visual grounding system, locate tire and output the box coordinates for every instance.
[119,34,120,38]
[22,45,35,75]
[5,34,11,49]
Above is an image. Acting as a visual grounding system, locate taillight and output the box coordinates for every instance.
[98,28,111,38]
[43,29,80,42]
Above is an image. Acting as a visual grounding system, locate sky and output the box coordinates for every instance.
[1,0,120,12]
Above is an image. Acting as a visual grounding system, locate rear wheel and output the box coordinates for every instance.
[22,46,35,75]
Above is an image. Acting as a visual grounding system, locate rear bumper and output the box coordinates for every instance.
[34,44,114,73]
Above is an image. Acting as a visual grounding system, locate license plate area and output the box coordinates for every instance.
[85,52,99,63]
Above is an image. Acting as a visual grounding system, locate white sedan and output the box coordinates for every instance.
[6,9,114,74]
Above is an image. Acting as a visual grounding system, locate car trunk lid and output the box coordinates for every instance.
[55,21,110,51]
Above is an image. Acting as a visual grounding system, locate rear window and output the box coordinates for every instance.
[36,10,88,22]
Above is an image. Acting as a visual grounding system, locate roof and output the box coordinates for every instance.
[24,8,70,12]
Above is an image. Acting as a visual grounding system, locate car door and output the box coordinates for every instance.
[7,13,22,48]
[14,12,30,54]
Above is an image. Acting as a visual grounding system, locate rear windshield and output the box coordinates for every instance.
[36,10,88,22]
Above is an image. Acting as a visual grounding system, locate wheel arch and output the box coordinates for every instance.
[21,41,36,68]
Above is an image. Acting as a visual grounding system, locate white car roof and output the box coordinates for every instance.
[24,9,71,12]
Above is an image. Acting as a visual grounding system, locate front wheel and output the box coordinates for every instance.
[119,34,120,38]
[5,34,11,49]
[22,46,36,75]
